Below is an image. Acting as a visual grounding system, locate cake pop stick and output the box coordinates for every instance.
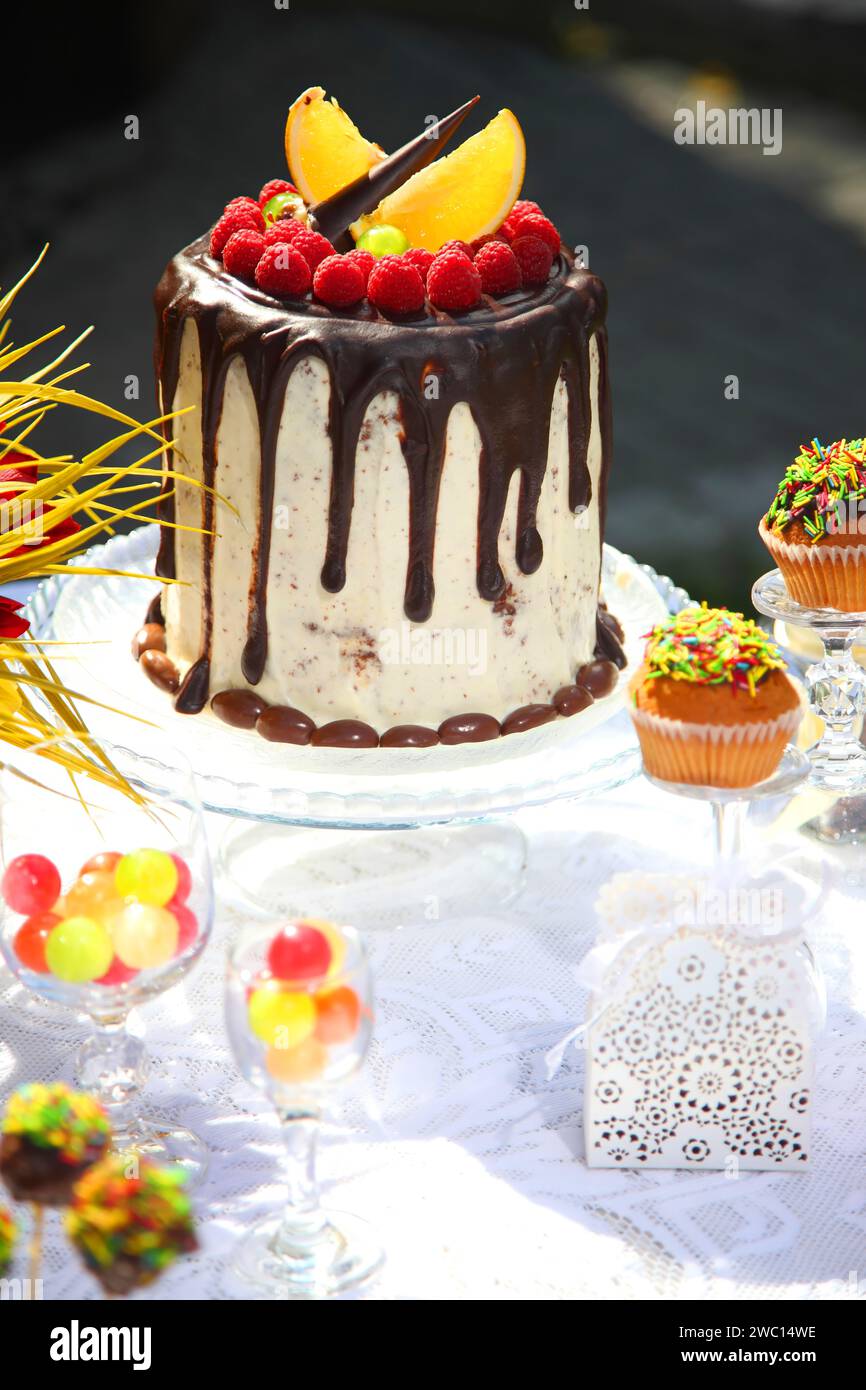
[308,96,480,249]
[27,1203,43,1298]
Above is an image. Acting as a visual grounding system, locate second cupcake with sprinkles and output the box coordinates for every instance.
[629,605,802,788]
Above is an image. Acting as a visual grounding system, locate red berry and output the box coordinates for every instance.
[498,220,515,243]
[512,235,554,285]
[367,256,426,314]
[288,226,336,273]
[343,248,376,286]
[224,196,261,217]
[437,239,474,260]
[222,229,266,281]
[14,912,59,973]
[172,904,199,955]
[469,234,504,255]
[402,248,434,281]
[426,249,482,312]
[210,206,264,257]
[95,957,139,987]
[254,243,312,296]
[509,212,561,256]
[263,221,303,247]
[511,199,543,222]
[474,241,522,296]
[258,178,298,207]
[169,854,192,906]
[267,923,332,982]
[2,854,61,915]
[313,255,366,308]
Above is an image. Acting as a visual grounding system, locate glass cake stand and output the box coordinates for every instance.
[752,568,866,794]
[24,525,690,920]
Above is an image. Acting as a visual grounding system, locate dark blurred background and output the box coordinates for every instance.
[3,0,866,609]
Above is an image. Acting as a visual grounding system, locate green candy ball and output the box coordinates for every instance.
[45,916,114,983]
[263,192,305,225]
[356,225,409,258]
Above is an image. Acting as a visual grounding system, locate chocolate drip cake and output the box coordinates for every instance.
[145,91,623,748]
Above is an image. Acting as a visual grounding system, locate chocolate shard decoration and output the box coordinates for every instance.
[308,95,480,248]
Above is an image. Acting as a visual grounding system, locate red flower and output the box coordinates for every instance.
[0,451,81,558]
[0,597,29,640]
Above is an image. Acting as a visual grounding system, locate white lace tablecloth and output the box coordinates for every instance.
[2,722,864,1302]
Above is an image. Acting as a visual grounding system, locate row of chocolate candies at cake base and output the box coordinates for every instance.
[0,1081,197,1296]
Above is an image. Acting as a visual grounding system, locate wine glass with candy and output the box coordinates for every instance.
[225,918,383,1297]
[0,735,213,1183]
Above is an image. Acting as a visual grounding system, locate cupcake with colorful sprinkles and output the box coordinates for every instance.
[65,1155,197,1295]
[0,1204,15,1274]
[629,605,801,788]
[0,1083,111,1206]
[759,437,866,611]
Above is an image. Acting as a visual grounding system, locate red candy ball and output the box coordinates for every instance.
[172,904,198,955]
[14,912,60,973]
[169,854,192,906]
[2,854,61,915]
[95,957,139,987]
[267,923,332,982]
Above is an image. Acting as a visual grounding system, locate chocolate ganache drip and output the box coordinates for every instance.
[153,237,615,712]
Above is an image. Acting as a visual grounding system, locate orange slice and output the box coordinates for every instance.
[285,86,386,206]
[354,109,525,253]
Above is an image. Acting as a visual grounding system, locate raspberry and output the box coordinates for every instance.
[263,220,304,247]
[313,255,366,308]
[426,249,482,312]
[402,248,434,282]
[224,196,262,219]
[512,235,554,285]
[210,206,264,258]
[289,226,336,272]
[258,178,298,207]
[509,211,561,256]
[497,220,515,243]
[511,199,543,222]
[254,243,312,297]
[469,234,504,255]
[474,241,522,296]
[222,229,266,282]
[367,256,426,314]
[437,239,474,260]
[343,248,376,286]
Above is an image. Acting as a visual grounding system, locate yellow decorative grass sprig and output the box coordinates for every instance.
[0,247,198,794]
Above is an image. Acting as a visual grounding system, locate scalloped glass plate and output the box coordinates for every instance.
[24,526,690,828]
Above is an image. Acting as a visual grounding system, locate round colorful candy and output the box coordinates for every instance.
[168,854,192,906]
[266,1036,328,1085]
[2,854,61,915]
[64,870,122,921]
[95,956,139,987]
[267,922,332,983]
[45,917,114,983]
[171,904,198,955]
[262,191,305,224]
[314,985,361,1044]
[356,224,409,258]
[248,982,315,1048]
[114,849,178,908]
[112,903,179,970]
[302,918,347,980]
[80,850,122,876]
[14,912,60,974]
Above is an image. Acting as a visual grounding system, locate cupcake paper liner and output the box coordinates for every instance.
[631,705,802,788]
[759,519,866,613]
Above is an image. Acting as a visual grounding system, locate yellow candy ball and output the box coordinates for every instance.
[266,1036,328,1084]
[112,902,179,970]
[45,916,114,983]
[114,849,178,908]
[248,982,315,1049]
[65,870,123,921]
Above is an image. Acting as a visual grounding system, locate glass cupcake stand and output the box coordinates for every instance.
[20,525,690,923]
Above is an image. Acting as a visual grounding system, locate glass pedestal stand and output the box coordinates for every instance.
[645,746,811,862]
[752,569,866,793]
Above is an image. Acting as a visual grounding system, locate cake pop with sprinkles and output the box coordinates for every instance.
[0,1082,111,1206]
[629,605,801,788]
[65,1155,198,1295]
[0,1204,15,1273]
